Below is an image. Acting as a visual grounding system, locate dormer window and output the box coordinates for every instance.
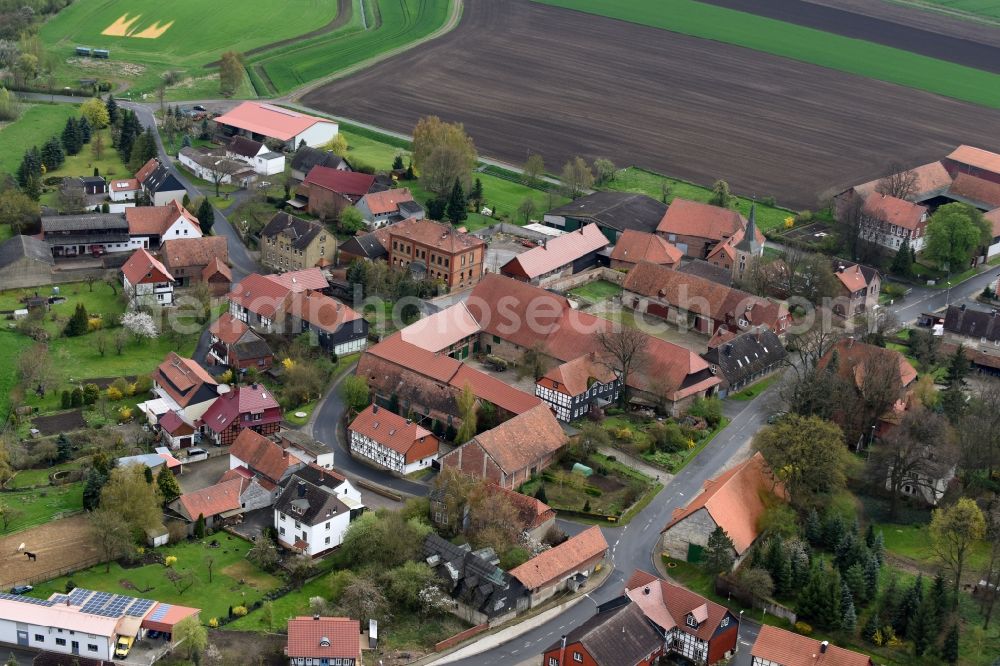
[686,614,699,628]
[720,616,730,628]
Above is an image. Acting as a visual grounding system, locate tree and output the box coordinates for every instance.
[930,497,987,603]
[196,198,215,235]
[339,575,390,624]
[595,325,648,407]
[193,513,206,539]
[392,154,405,170]
[890,237,914,277]
[58,180,85,214]
[90,131,105,161]
[105,95,119,125]
[247,535,279,571]
[592,158,615,185]
[17,343,56,395]
[385,561,440,611]
[924,202,991,272]
[941,344,970,422]
[560,156,594,198]
[910,597,935,656]
[203,155,243,198]
[841,580,857,632]
[121,311,158,339]
[0,187,39,234]
[0,86,21,122]
[446,178,468,224]
[470,177,484,207]
[518,197,537,224]
[942,623,960,664]
[339,509,431,570]
[89,507,134,572]
[61,117,83,155]
[156,467,181,506]
[13,52,37,86]
[324,133,349,156]
[875,162,918,200]
[709,179,734,208]
[173,615,207,660]
[411,116,477,196]
[799,560,840,629]
[41,136,64,170]
[870,406,956,520]
[736,567,774,605]
[455,384,478,443]
[83,468,109,511]
[80,97,110,129]
[339,206,365,235]
[753,415,850,511]
[909,328,940,372]
[980,500,1000,629]
[704,526,735,574]
[0,500,23,533]
[342,375,370,414]
[99,464,164,538]
[218,51,245,96]
[16,145,42,188]
[523,153,545,186]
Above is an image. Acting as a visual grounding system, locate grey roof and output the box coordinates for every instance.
[227,135,264,159]
[278,429,333,457]
[677,259,733,287]
[944,304,1000,342]
[290,146,350,174]
[398,200,425,216]
[546,191,667,234]
[0,235,55,270]
[81,176,106,185]
[702,328,787,386]
[423,533,527,619]
[145,163,185,195]
[41,213,128,233]
[275,474,349,526]
[544,602,662,666]
[260,211,324,249]
[339,232,387,260]
[735,202,761,253]
[232,338,274,362]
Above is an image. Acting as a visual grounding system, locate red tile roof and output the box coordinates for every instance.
[135,158,159,185]
[862,192,927,231]
[203,256,232,282]
[161,236,229,270]
[656,198,746,242]
[214,102,335,142]
[210,313,251,345]
[122,248,173,285]
[304,166,376,198]
[367,333,463,383]
[155,353,217,407]
[361,188,414,215]
[946,144,1000,176]
[158,410,194,436]
[229,273,292,319]
[947,173,1000,209]
[267,267,329,292]
[751,625,873,666]
[510,525,608,590]
[126,201,200,236]
[465,403,566,474]
[110,178,140,193]
[853,161,953,201]
[663,452,786,554]
[834,264,867,293]
[624,570,731,642]
[284,291,361,334]
[349,404,439,463]
[540,352,618,396]
[175,478,244,520]
[610,230,683,266]
[817,338,918,390]
[286,616,361,661]
[490,484,556,530]
[501,223,608,280]
[227,428,301,482]
[387,217,486,253]
[399,302,482,352]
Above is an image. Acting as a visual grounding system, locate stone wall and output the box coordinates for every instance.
[661,507,717,561]
[547,266,625,294]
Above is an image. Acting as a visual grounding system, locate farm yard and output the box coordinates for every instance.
[302,0,1000,210]
[0,515,100,588]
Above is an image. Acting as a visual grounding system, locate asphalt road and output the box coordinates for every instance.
[888,265,1000,325]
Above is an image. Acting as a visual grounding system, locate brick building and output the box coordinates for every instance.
[199,384,282,446]
[387,217,486,290]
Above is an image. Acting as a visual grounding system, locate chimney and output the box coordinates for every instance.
[298,481,306,498]
[820,641,829,654]
[643,586,650,595]
[372,404,379,413]
[406,418,412,425]
[313,614,320,621]
[558,635,567,665]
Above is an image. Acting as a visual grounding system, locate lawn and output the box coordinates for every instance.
[29,536,283,622]
[0,330,34,419]
[568,280,622,304]
[37,127,130,208]
[38,0,340,98]
[7,461,84,490]
[0,104,79,175]
[535,0,1000,109]
[249,0,453,95]
[875,521,992,575]
[1,482,84,533]
[728,374,779,401]
[519,452,656,519]
[605,167,795,231]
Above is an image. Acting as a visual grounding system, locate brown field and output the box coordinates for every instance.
[0,514,100,588]
[302,0,1000,209]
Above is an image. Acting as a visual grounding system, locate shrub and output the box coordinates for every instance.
[106,387,123,401]
[649,422,688,453]
[118,406,133,422]
[761,195,777,207]
[614,427,633,442]
[164,556,177,567]
[794,621,813,635]
[133,375,153,394]
[87,317,103,332]
[232,606,248,617]
[83,383,100,405]
[208,617,219,628]
[584,486,603,497]
[110,377,129,396]
[688,397,723,428]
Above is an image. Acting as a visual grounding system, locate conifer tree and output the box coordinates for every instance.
[891,237,914,277]
[41,136,65,170]
[805,508,823,545]
[910,597,935,656]
[863,612,880,643]
[704,526,736,574]
[863,552,881,602]
[895,574,924,638]
[78,116,92,143]
[446,177,468,224]
[196,199,215,235]
[942,623,959,664]
[765,537,791,596]
[841,580,857,632]
[843,562,867,605]
[64,302,89,337]
[62,117,82,155]
[16,146,42,187]
[105,95,119,124]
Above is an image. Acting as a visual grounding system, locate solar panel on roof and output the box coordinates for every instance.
[67,588,93,605]
[126,599,154,616]
[0,592,56,606]
[150,604,171,621]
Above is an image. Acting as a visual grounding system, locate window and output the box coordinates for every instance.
[686,615,698,628]
[56,639,66,646]
[326,521,331,529]
[549,659,558,666]
[720,616,730,628]
[279,526,286,535]
[295,521,301,528]
[35,635,44,642]
[88,645,98,652]
[325,536,331,545]
[573,652,583,663]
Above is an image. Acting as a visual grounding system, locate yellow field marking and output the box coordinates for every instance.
[102,13,141,37]
[132,20,174,39]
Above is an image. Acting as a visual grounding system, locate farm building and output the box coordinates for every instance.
[214,102,338,149]
[609,229,682,270]
[429,484,556,542]
[225,135,285,175]
[500,223,608,286]
[160,236,230,291]
[543,191,667,241]
[0,235,55,288]
[348,404,439,475]
[277,430,336,470]
[177,146,257,188]
[289,145,351,182]
[859,192,929,252]
[398,301,482,357]
[510,525,608,607]
[355,188,423,228]
[656,198,759,260]
[40,213,131,257]
[121,248,175,308]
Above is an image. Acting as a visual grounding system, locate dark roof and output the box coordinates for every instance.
[33,652,114,666]
[0,235,55,270]
[228,135,265,159]
[278,429,334,458]
[398,200,425,216]
[144,162,185,195]
[544,602,662,666]
[259,211,324,249]
[232,338,274,362]
[423,533,527,619]
[339,232,388,260]
[289,461,347,487]
[702,329,787,386]
[546,191,667,234]
[42,213,128,233]
[274,474,350,526]
[291,146,350,174]
[677,259,733,287]
[81,176,106,185]
[944,304,1000,342]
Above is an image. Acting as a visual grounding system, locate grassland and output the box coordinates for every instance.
[535,0,1000,109]
[0,104,79,175]
[568,280,623,304]
[30,537,283,622]
[38,127,130,207]
[251,0,452,95]
[2,482,84,533]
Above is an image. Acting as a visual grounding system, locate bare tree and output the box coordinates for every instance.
[204,555,215,583]
[596,326,648,407]
[838,194,865,262]
[981,499,1000,628]
[90,132,105,161]
[205,157,244,197]
[522,154,544,187]
[845,345,907,449]
[875,162,918,200]
[89,507,134,572]
[958,385,1000,479]
[57,181,86,214]
[560,157,594,199]
[869,406,956,520]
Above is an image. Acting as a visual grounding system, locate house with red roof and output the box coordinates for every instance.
[213,102,338,150]
[441,403,567,491]
[832,261,880,318]
[535,352,621,422]
[228,428,305,492]
[208,312,274,370]
[109,177,141,203]
[656,198,751,259]
[500,223,609,286]
[348,404,439,475]
[510,525,608,606]
[121,248,174,307]
[860,192,929,252]
[157,410,196,449]
[152,352,220,421]
[355,187,423,228]
[398,301,482,358]
[125,201,201,249]
[161,236,229,290]
[661,452,786,566]
[285,616,361,665]
[168,477,246,529]
[750,625,873,666]
[200,384,281,446]
[298,166,377,217]
[388,217,487,290]
[610,229,683,270]
[284,290,369,356]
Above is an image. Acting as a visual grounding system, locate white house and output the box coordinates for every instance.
[347,404,439,475]
[274,475,353,557]
[121,248,174,308]
[125,201,202,250]
[354,188,422,228]
[226,135,286,176]
[109,177,141,202]
[859,192,929,253]
[177,146,256,188]
[213,102,338,150]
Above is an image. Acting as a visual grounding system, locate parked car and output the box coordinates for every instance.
[193,104,206,112]
[9,585,33,594]
[146,630,161,640]
[766,411,787,425]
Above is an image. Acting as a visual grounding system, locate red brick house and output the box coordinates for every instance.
[542,602,663,666]
[511,525,608,606]
[207,313,274,371]
[299,166,376,217]
[199,384,281,446]
[387,217,486,290]
[655,198,752,259]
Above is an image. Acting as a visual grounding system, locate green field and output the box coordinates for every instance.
[0,104,79,176]
[39,0,339,97]
[2,483,84,533]
[535,0,1000,109]
[250,0,453,94]
[568,280,623,304]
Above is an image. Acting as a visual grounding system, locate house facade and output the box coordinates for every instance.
[161,236,229,288]
[701,329,787,398]
[355,188,422,228]
[136,159,186,207]
[299,166,376,217]
[177,146,256,188]
[388,217,486,290]
[274,476,353,557]
[348,404,439,475]
[535,353,622,422]
[510,525,608,606]
[859,192,929,252]
[41,213,132,257]
[200,385,282,446]
[259,212,332,273]
[208,313,274,371]
[121,248,174,308]
[542,602,663,666]
[656,198,753,259]
[226,135,285,175]
[289,146,351,182]
[284,290,369,356]
[285,616,360,666]
[832,262,881,318]
[125,201,202,249]
[109,178,141,202]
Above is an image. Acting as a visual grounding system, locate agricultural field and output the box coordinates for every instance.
[304,0,1000,209]
[901,0,1000,20]
[0,515,101,588]
[0,104,79,175]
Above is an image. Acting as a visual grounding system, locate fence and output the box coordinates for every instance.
[9,554,104,588]
[715,576,797,624]
[434,622,488,652]
[548,267,625,294]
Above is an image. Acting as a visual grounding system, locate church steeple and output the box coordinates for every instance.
[735,202,761,254]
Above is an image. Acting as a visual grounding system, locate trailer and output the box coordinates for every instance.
[93,49,110,59]
[75,46,92,57]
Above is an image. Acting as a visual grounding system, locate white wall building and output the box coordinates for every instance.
[121,248,175,308]
[347,404,439,475]
[274,476,353,557]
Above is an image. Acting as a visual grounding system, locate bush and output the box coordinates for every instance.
[762,195,777,207]
[117,406,133,422]
[584,486,603,497]
[106,387,123,401]
[688,397,723,428]
[164,555,177,567]
[87,317,102,332]
[133,375,153,394]
[794,621,813,636]
[232,606,248,617]
[83,383,100,405]
[208,617,219,628]
[649,422,688,453]
[614,427,633,442]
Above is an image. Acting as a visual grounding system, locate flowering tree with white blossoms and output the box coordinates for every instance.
[120,311,158,340]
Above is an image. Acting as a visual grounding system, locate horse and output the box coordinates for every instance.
[16,543,25,552]
[24,551,36,561]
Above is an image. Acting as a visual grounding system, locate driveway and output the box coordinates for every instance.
[178,454,231,493]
